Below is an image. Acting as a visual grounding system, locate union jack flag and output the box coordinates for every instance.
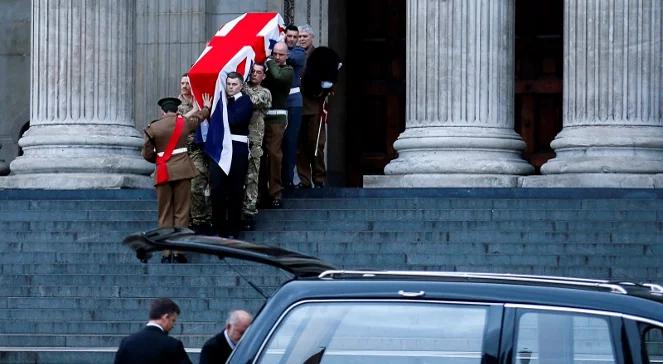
[189,12,285,174]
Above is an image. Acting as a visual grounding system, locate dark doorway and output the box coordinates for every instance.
[515,0,564,173]
[342,0,562,184]
[345,0,406,186]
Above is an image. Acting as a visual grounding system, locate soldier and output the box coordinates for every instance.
[142,94,212,263]
[260,42,294,208]
[297,46,342,189]
[178,73,213,235]
[241,64,272,230]
[208,72,253,238]
[282,25,307,190]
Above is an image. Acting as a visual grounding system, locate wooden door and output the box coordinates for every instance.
[345,0,406,186]
[515,0,564,173]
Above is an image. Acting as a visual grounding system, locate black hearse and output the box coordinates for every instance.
[125,228,663,364]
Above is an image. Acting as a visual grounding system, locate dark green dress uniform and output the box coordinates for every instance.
[260,59,294,205]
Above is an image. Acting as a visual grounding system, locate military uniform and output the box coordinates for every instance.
[260,59,294,205]
[208,92,253,237]
[178,95,212,229]
[142,100,210,228]
[241,84,272,217]
[297,46,342,188]
[282,46,307,188]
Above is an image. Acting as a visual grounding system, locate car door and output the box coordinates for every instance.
[502,304,631,364]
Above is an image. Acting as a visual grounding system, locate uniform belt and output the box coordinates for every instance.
[289,87,300,95]
[231,134,248,143]
[266,109,288,116]
[157,147,187,157]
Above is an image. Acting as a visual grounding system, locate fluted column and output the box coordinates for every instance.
[135,0,206,130]
[366,0,532,188]
[1,0,152,189]
[529,0,663,187]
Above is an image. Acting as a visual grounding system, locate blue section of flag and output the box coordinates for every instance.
[202,98,227,167]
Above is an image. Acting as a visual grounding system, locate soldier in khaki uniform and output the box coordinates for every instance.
[142,94,212,262]
[241,63,272,230]
[178,74,213,234]
[260,42,294,208]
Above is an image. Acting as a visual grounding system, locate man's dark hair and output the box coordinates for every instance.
[149,298,181,319]
[227,71,244,83]
[161,103,178,113]
[181,72,189,77]
[285,24,299,33]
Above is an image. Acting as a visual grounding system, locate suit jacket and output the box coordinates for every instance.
[199,331,233,364]
[142,108,210,184]
[114,326,192,364]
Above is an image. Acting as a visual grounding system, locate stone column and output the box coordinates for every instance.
[526,0,663,187]
[365,0,532,188]
[135,0,206,130]
[0,0,152,189]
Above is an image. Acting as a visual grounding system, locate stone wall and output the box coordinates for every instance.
[0,0,30,174]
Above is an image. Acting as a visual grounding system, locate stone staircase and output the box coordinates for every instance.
[1,188,663,363]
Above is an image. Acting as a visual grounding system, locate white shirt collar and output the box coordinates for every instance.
[224,329,236,349]
[146,322,165,332]
[228,92,242,101]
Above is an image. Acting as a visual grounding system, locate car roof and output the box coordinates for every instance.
[123,228,663,316]
[270,278,663,323]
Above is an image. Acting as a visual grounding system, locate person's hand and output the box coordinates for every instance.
[202,93,212,109]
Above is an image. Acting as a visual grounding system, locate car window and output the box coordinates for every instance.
[644,327,663,363]
[256,301,489,364]
[513,310,616,364]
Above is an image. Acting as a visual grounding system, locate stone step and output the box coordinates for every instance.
[0,210,156,222]
[279,197,663,210]
[0,305,261,321]
[258,208,661,222]
[2,240,656,262]
[0,349,200,364]
[0,333,208,348]
[0,262,285,275]
[242,230,663,245]
[0,297,263,311]
[0,284,282,299]
[0,320,220,335]
[0,220,154,232]
[253,219,663,232]
[0,200,155,211]
[0,273,285,288]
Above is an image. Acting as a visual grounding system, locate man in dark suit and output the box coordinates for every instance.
[199,309,253,364]
[114,298,192,364]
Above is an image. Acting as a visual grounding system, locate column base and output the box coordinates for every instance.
[541,126,663,174]
[520,173,663,188]
[384,126,534,176]
[364,174,521,188]
[0,173,153,189]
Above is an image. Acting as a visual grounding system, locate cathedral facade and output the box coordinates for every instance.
[0,0,661,188]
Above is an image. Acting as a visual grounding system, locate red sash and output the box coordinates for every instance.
[155,115,185,185]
